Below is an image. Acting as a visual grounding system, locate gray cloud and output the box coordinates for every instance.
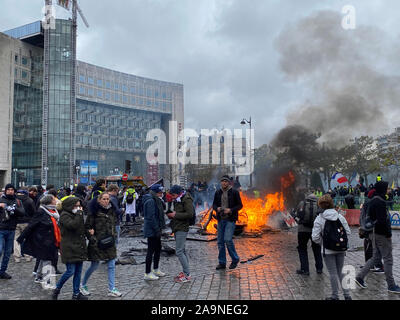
[2,1,400,147]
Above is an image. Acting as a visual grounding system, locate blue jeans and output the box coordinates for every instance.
[0,230,15,275]
[217,220,240,265]
[175,231,190,276]
[82,259,116,291]
[56,262,83,295]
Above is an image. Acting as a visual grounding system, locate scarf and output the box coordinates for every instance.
[174,191,186,203]
[40,205,61,248]
[40,205,60,221]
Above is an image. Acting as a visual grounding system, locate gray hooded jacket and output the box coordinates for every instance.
[312,209,351,255]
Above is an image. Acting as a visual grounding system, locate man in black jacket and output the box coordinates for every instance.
[0,184,26,279]
[355,181,400,293]
[212,175,243,270]
[14,187,36,262]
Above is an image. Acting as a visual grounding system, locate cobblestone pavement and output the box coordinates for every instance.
[1,226,400,300]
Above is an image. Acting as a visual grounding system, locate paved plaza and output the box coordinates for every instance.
[1,226,400,301]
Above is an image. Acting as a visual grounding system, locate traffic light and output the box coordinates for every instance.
[125,160,132,174]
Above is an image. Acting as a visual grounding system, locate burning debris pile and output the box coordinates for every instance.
[198,171,295,236]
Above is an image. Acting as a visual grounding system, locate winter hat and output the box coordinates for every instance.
[5,184,16,192]
[220,175,230,182]
[170,185,183,195]
[150,184,164,193]
[374,181,388,196]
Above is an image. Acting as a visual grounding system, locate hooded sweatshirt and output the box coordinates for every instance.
[312,209,351,255]
[369,181,392,237]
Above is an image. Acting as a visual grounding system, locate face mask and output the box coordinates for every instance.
[72,208,79,214]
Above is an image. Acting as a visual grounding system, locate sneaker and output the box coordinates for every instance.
[14,258,21,263]
[152,269,166,277]
[296,269,310,276]
[72,292,89,300]
[32,272,37,277]
[229,260,240,270]
[355,277,367,289]
[52,288,60,300]
[388,285,400,294]
[216,264,226,270]
[185,274,192,281]
[80,285,91,296]
[174,272,188,283]
[34,276,43,283]
[108,288,122,297]
[0,272,12,280]
[144,272,159,281]
[25,257,32,262]
[372,267,385,274]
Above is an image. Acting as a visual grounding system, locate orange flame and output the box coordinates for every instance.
[200,171,295,234]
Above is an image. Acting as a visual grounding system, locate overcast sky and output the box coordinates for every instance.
[1,0,400,147]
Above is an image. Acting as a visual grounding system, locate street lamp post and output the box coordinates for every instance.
[13,169,18,188]
[240,117,253,188]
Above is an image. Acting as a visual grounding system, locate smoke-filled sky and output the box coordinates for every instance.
[1,0,400,147]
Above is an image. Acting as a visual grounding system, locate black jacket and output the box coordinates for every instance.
[16,193,36,224]
[0,195,26,230]
[17,207,58,261]
[369,195,392,237]
[212,188,243,222]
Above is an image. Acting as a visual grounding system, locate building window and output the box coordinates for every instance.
[106,81,111,89]
[97,79,103,87]
[155,100,159,107]
[146,88,152,97]
[105,92,110,100]
[88,77,94,85]
[138,98,143,105]
[97,90,103,98]
[130,86,136,94]
[155,90,159,98]
[21,57,28,66]
[139,87,144,96]
[130,97,136,105]
[146,99,152,107]
[79,86,85,95]
[21,70,28,79]
[114,83,120,90]
[122,85,128,92]
[88,88,94,96]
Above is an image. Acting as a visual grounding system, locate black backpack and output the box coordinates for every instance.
[298,200,318,228]
[126,193,134,204]
[323,218,348,254]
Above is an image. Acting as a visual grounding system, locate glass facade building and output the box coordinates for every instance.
[46,19,74,186]
[12,50,43,185]
[2,19,184,187]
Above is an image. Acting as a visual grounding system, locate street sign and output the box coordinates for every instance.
[122,174,128,181]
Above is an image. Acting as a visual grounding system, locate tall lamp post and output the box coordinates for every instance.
[13,169,18,188]
[240,117,253,188]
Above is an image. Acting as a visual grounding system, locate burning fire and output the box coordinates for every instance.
[199,171,295,234]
